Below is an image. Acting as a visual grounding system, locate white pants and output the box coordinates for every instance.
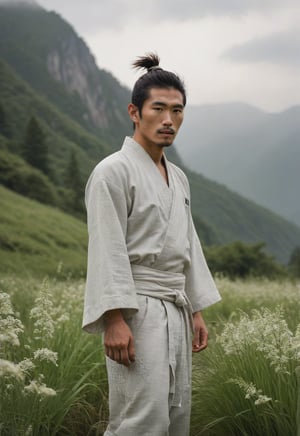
[104,295,192,436]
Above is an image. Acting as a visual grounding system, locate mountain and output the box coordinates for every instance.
[175,103,300,227]
[1,2,300,264]
[0,1,131,148]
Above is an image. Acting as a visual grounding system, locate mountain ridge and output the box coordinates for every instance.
[176,103,300,226]
[0,2,300,263]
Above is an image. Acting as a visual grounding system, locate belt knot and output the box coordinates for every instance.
[174,291,187,307]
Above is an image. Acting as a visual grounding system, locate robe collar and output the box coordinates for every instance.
[121,136,172,188]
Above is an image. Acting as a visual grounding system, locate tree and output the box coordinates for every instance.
[288,246,300,278]
[64,149,84,212]
[22,116,50,175]
[204,241,285,279]
[0,101,11,138]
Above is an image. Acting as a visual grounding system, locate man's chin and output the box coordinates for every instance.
[157,141,173,148]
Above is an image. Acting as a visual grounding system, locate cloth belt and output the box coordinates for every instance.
[131,264,194,331]
[131,264,194,407]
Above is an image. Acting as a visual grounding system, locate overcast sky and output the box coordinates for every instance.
[14,0,300,111]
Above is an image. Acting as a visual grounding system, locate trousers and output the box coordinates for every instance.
[104,294,192,436]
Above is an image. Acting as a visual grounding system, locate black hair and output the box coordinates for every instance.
[131,53,186,115]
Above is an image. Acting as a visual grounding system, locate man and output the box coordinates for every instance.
[83,53,221,436]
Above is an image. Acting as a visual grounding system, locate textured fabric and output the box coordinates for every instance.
[83,137,221,333]
[104,295,192,436]
[132,264,192,405]
[82,136,221,435]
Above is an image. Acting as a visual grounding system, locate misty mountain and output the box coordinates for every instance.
[1,2,300,263]
[176,103,300,226]
[0,1,131,148]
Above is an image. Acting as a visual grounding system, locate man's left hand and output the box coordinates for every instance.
[192,311,208,353]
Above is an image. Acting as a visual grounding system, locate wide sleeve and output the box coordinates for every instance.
[82,177,139,334]
[184,205,221,313]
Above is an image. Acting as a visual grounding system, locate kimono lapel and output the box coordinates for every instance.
[122,137,174,223]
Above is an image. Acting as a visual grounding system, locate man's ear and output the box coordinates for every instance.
[128,103,140,123]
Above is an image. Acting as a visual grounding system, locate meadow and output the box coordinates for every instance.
[1,274,299,436]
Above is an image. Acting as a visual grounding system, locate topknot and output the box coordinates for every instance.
[132,52,161,73]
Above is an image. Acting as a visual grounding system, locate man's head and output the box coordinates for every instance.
[131,53,186,115]
[128,53,186,149]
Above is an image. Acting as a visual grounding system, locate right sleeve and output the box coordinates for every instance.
[82,177,139,334]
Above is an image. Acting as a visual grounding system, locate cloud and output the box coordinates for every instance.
[34,0,299,33]
[156,0,299,20]
[223,29,300,67]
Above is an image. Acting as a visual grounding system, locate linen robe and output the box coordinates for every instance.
[83,136,221,436]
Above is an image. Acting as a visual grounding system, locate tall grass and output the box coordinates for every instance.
[191,278,300,436]
[1,275,299,435]
[0,275,108,435]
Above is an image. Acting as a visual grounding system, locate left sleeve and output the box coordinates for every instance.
[184,197,221,313]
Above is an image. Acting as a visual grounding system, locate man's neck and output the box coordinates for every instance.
[132,135,164,165]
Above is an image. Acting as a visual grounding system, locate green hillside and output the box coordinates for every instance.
[187,170,300,263]
[0,2,300,266]
[0,185,87,277]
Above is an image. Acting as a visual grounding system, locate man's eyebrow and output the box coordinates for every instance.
[151,101,184,109]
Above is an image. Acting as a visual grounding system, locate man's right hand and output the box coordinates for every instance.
[104,309,135,367]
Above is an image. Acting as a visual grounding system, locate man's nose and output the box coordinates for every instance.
[162,112,172,125]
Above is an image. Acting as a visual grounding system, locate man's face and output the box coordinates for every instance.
[129,87,184,149]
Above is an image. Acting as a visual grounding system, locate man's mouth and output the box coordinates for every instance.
[158,129,175,135]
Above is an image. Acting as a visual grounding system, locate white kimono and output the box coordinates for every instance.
[83,136,221,436]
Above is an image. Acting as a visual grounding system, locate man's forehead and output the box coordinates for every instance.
[147,87,184,105]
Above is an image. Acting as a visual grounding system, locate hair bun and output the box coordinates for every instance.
[148,65,163,72]
[132,52,161,72]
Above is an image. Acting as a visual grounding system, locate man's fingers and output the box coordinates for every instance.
[192,328,208,353]
[119,348,130,366]
[105,343,134,366]
[200,329,208,349]
[128,336,135,363]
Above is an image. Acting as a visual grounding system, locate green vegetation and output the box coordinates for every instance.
[0,276,107,436]
[187,168,300,263]
[0,149,58,207]
[0,59,109,175]
[191,278,300,436]
[1,275,299,435]
[0,185,87,278]
[204,241,286,279]
[64,150,85,213]
[22,116,50,176]
[289,246,300,278]
[0,101,11,138]
[0,184,299,281]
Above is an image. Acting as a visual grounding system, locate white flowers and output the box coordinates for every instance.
[24,380,56,397]
[217,307,298,373]
[29,280,54,342]
[0,292,24,348]
[0,358,24,381]
[33,348,58,366]
[18,358,36,375]
[0,284,58,402]
[227,377,272,406]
